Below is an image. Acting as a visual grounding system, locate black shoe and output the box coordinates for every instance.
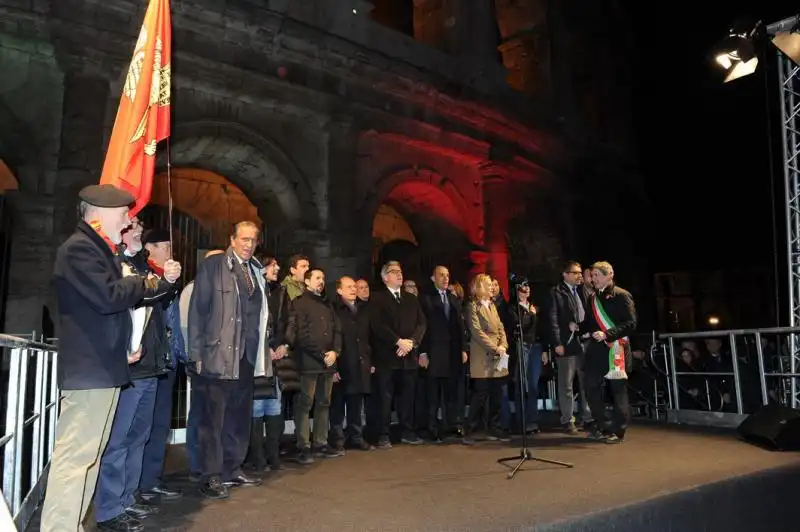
[401,434,423,445]
[376,437,392,450]
[295,448,315,464]
[141,484,183,501]
[200,477,229,499]
[486,430,511,443]
[223,474,262,487]
[97,513,144,532]
[124,503,159,519]
[314,445,345,458]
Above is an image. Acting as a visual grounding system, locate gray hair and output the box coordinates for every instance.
[380,261,401,278]
[591,261,614,276]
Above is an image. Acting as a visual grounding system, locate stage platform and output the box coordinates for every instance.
[27,423,800,531]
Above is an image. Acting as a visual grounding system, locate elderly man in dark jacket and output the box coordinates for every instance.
[286,268,343,464]
[188,221,270,499]
[329,276,374,452]
[41,184,180,532]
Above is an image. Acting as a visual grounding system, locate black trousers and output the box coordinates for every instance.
[376,368,417,439]
[329,383,367,448]
[465,377,505,435]
[424,375,460,438]
[584,371,630,438]
[193,357,254,481]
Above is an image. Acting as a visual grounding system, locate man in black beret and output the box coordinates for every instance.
[41,184,182,532]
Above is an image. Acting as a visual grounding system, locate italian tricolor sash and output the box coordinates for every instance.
[591,295,628,380]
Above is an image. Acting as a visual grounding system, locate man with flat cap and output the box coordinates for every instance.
[41,184,181,532]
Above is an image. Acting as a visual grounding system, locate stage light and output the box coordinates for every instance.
[712,22,760,83]
[708,316,720,326]
[713,16,800,82]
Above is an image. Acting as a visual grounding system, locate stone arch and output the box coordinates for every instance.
[157,121,319,229]
[366,166,476,284]
[0,101,36,191]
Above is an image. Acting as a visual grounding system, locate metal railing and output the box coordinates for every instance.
[659,327,800,427]
[0,333,58,532]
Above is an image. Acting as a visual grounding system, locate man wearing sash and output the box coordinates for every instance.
[569,261,636,443]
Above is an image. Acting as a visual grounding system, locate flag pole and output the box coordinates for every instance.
[166,138,174,252]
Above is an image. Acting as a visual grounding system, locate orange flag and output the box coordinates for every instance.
[99,0,171,216]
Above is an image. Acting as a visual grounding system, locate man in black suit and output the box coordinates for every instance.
[418,265,467,442]
[369,261,427,448]
[549,260,593,434]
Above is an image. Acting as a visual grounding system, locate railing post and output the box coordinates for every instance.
[2,347,22,512]
[668,337,680,411]
[31,346,45,485]
[729,332,744,414]
[754,332,769,406]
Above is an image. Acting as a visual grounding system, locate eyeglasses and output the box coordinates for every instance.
[566,271,582,275]
[386,269,402,275]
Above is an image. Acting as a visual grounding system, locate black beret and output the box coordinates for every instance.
[79,184,135,208]
[142,228,171,245]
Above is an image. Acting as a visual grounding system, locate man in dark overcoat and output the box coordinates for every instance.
[41,184,180,532]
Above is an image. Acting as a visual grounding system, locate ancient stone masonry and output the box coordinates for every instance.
[0,0,639,332]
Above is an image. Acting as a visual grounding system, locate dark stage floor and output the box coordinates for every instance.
[28,423,800,531]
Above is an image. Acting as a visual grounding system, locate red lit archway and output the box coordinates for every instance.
[0,159,19,194]
[369,169,475,288]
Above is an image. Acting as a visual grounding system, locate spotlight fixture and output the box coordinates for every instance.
[712,20,762,83]
[712,15,800,82]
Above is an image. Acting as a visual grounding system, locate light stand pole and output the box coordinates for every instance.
[497,280,573,479]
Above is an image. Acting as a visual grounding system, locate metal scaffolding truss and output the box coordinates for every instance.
[771,16,800,407]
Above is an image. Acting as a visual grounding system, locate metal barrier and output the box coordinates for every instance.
[659,327,800,427]
[0,333,59,532]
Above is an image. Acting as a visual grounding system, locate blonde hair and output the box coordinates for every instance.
[470,273,492,301]
[450,281,465,300]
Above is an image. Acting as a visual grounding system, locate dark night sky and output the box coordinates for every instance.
[625,2,797,273]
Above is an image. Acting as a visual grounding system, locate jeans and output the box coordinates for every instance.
[253,379,282,417]
[501,343,542,428]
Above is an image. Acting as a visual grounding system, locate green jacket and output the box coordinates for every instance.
[281,275,305,301]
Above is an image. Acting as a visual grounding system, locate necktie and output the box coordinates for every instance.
[241,262,255,296]
[572,287,585,323]
[441,291,450,318]
[393,291,401,303]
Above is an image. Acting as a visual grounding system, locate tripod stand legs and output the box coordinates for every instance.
[497,448,574,480]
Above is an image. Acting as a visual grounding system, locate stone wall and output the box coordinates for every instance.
[0,0,637,332]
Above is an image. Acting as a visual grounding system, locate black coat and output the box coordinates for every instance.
[369,287,427,370]
[266,282,300,392]
[286,291,342,375]
[579,284,637,375]
[119,254,176,380]
[419,288,465,377]
[549,283,589,357]
[333,299,372,394]
[53,221,174,390]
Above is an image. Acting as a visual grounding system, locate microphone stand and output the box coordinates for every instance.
[497,288,573,479]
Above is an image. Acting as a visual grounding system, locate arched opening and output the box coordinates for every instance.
[371,177,473,290]
[138,167,261,281]
[0,158,17,329]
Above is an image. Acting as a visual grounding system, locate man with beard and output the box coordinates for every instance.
[42,184,180,532]
[287,268,343,463]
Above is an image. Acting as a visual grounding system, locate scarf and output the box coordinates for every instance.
[147,259,164,278]
[591,294,628,380]
[88,220,118,255]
